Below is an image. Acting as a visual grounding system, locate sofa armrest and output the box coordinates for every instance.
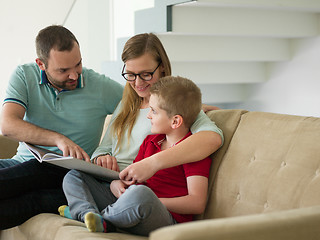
[0,135,19,158]
[150,206,320,240]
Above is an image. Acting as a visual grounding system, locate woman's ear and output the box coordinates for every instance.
[160,63,165,77]
[171,115,183,129]
[35,58,46,71]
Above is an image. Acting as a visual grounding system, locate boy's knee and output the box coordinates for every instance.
[63,170,82,189]
[128,184,151,194]
[126,185,155,202]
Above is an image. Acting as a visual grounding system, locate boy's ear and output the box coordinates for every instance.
[171,115,183,129]
[35,58,46,71]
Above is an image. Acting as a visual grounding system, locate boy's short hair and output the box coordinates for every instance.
[150,76,202,128]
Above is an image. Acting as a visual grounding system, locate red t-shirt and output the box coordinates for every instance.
[134,132,212,223]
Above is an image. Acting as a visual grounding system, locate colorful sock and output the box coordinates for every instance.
[84,212,107,232]
[58,205,72,219]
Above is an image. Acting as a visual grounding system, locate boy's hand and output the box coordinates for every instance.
[110,180,131,198]
[95,155,120,172]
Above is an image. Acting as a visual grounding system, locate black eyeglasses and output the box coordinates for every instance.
[121,62,162,82]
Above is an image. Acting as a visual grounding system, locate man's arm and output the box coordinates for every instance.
[0,102,89,161]
[159,176,208,214]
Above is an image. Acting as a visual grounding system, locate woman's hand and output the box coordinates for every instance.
[94,155,120,172]
[119,158,158,183]
[201,104,220,113]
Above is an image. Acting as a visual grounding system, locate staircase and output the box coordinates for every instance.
[102,0,320,105]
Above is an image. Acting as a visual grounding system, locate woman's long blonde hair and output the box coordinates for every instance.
[112,33,172,152]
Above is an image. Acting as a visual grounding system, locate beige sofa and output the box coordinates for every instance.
[1,109,320,240]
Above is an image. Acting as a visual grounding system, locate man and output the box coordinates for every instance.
[0,25,123,229]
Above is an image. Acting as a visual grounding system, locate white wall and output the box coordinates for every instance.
[0,0,153,112]
[64,0,113,70]
[1,0,319,118]
[0,0,75,108]
[111,0,154,60]
[230,37,320,117]
[0,0,115,116]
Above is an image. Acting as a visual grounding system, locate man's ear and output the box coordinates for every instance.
[171,115,183,129]
[35,58,46,71]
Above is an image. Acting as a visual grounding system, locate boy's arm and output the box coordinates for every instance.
[159,176,208,215]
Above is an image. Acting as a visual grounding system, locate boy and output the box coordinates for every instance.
[62,76,212,236]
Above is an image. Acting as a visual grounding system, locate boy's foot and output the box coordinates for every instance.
[58,205,72,219]
[84,212,107,232]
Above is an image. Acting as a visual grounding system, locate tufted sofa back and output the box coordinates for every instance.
[201,110,320,220]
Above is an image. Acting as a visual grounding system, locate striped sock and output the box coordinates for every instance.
[58,205,72,219]
[84,212,107,232]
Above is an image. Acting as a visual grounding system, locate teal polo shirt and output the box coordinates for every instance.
[4,62,123,162]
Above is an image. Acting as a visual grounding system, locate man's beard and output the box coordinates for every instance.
[46,71,78,91]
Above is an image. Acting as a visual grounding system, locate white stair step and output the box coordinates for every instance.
[171,62,266,84]
[199,83,250,103]
[101,60,266,85]
[101,61,126,85]
[101,60,251,103]
[158,33,291,62]
[196,0,320,12]
[172,2,320,37]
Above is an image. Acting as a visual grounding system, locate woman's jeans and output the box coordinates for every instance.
[63,170,177,236]
[0,158,68,229]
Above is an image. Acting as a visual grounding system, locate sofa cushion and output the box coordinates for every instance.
[206,111,320,219]
[6,213,147,240]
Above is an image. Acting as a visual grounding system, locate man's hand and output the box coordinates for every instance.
[94,155,120,172]
[119,159,158,183]
[56,137,90,162]
[110,180,131,198]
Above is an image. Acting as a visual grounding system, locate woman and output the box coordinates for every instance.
[91,33,223,180]
[61,33,223,234]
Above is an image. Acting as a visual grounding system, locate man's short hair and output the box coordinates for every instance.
[35,25,79,65]
[150,76,202,128]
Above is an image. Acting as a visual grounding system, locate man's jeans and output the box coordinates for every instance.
[0,158,68,229]
[63,170,177,236]
[0,158,21,168]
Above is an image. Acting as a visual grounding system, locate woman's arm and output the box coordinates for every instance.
[202,104,220,112]
[91,103,123,169]
[91,125,119,170]
[120,130,221,182]
[91,118,115,159]
[159,176,208,214]
[119,110,223,182]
